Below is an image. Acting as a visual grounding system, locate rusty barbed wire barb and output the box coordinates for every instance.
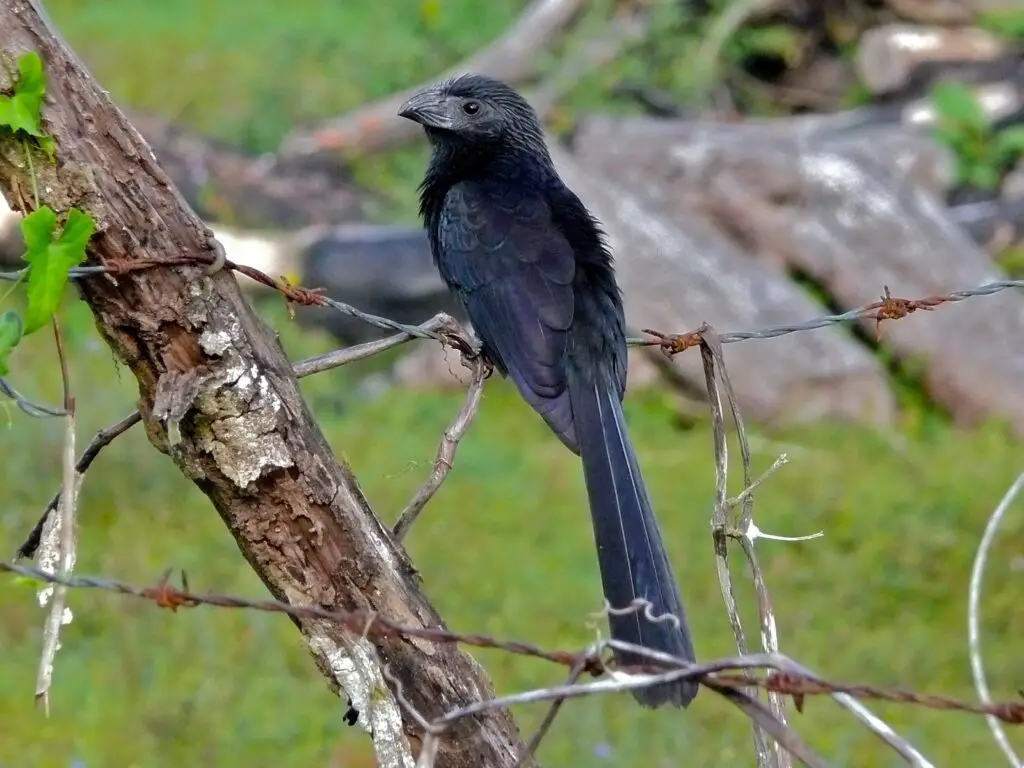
[870,285,935,340]
[145,568,196,612]
[637,279,1024,352]
[3,560,1023,728]
[5,258,1022,357]
[0,560,589,669]
[758,673,1024,725]
[640,327,702,357]
[2,253,461,349]
[2,240,1023,764]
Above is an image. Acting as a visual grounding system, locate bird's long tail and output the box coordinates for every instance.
[569,375,697,708]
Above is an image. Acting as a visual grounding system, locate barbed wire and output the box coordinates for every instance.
[0,560,585,669]
[0,260,462,349]
[2,256,1022,357]
[2,559,1022,728]
[3,240,1023,766]
[638,281,1024,354]
[2,250,1022,425]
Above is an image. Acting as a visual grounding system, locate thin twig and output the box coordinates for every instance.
[426,652,824,768]
[379,665,442,768]
[319,300,464,350]
[755,652,937,765]
[54,319,71,413]
[34,319,77,713]
[700,329,775,766]
[292,314,452,378]
[969,471,1024,768]
[393,354,490,542]
[17,315,475,560]
[728,454,789,508]
[17,410,141,560]
[515,656,589,767]
[703,329,794,766]
[703,678,830,768]
[4,561,1023,726]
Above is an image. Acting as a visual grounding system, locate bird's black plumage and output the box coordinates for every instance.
[399,73,697,708]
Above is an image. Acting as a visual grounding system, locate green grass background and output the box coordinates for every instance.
[1,1,1023,766]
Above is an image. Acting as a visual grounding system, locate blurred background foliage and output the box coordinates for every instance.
[1,0,1023,766]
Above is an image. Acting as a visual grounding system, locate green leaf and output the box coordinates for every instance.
[0,310,22,375]
[732,25,804,66]
[968,163,1000,190]
[15,52,46,106]
[931,125,963,149]
[19,205,56,253]
[995,126,1024,159]
[21,206,95,335]
[0,52,47,137]
[931,81,989,134]
[977,10,1024,39]
[59,207,95,247]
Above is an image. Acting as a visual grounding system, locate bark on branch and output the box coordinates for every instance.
[0,3,527,766]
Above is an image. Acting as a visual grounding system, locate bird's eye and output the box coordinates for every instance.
[462,101,480,115]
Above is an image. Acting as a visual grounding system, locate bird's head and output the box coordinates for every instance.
[398,74,545,154]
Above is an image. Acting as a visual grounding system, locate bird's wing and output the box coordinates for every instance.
[438,181,579,449]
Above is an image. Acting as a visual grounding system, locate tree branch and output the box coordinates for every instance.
[34,317,78,714]
[277,0,586,159]
[0,4,528,766]
[393,353,490,542]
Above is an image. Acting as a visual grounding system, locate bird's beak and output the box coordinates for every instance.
[398,88,454,130]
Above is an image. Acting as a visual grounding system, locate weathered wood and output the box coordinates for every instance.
[576,115,1024,436]
[0,3,529,765]
[126,111,367,229]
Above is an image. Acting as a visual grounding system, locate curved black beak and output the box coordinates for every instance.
[398,88,454,130]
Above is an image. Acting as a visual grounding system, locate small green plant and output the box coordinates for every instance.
[0,51,96,375]
[996,245,1024,278]
[20,207,95,334]
[0,310,21,374]
[724,22,805,71]
[609,0,806,113]
[976,9,1024,40]
[930,80,1024,190]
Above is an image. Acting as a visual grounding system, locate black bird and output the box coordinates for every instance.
[398,74,697,708]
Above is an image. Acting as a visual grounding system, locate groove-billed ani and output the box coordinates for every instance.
[398,74,697,708]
